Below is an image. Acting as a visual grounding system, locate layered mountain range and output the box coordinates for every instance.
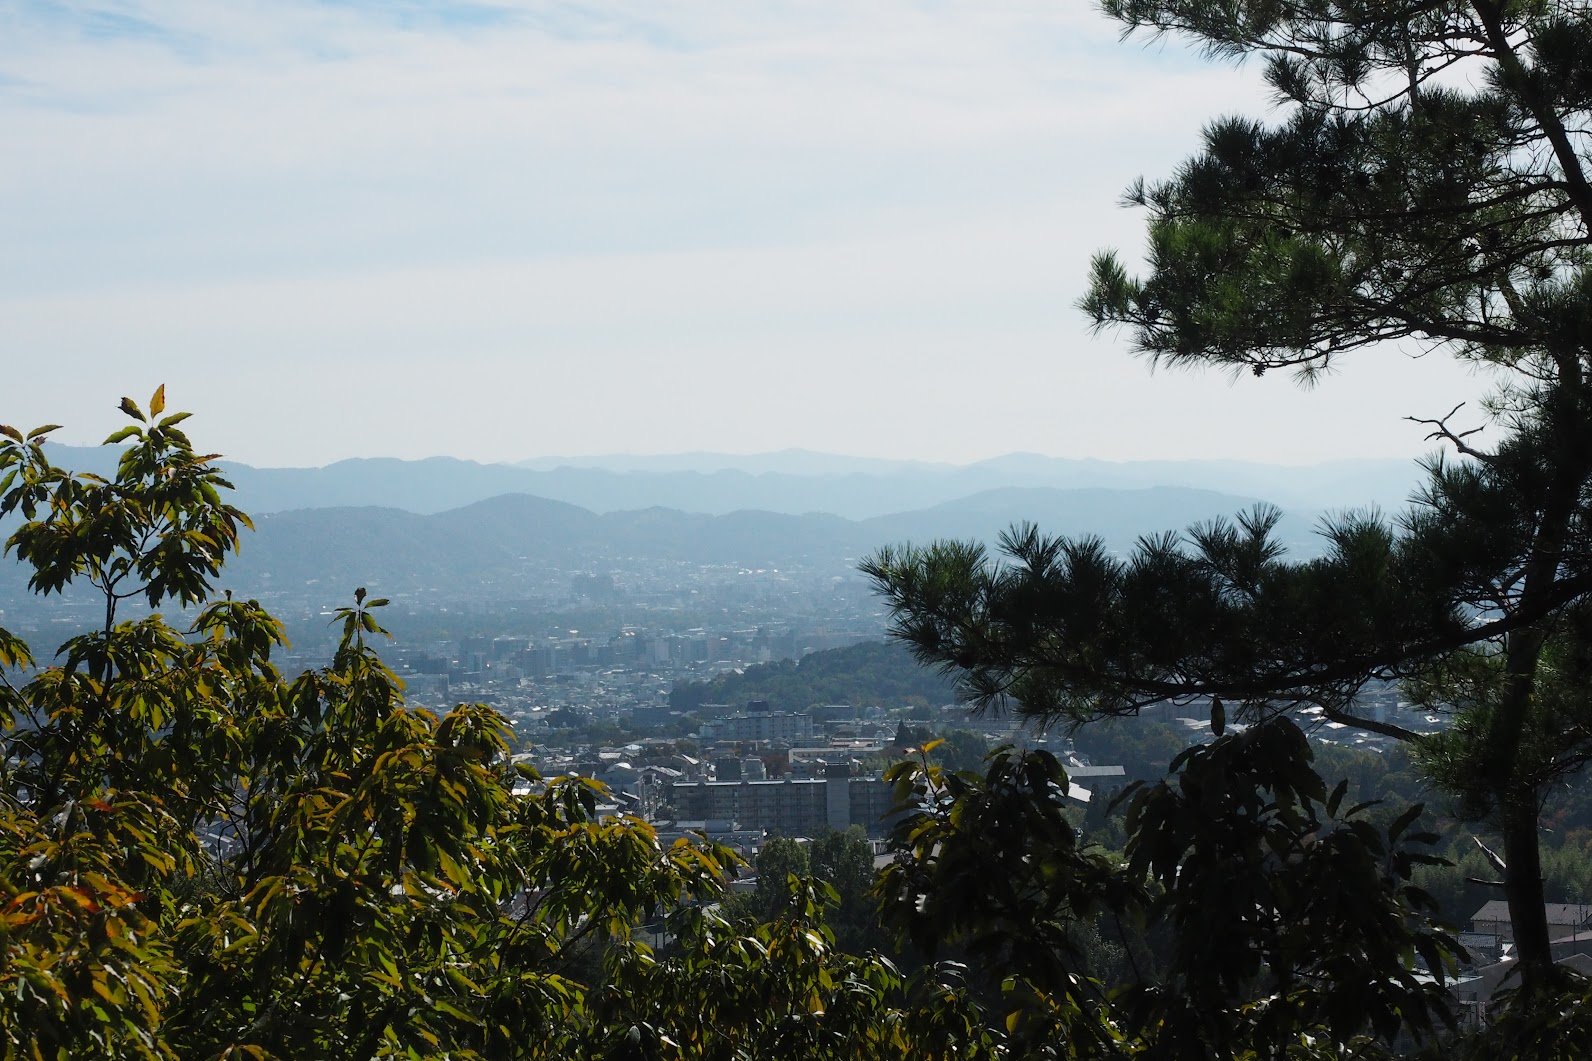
[40,443,1422,519]
[2,446,1427,598]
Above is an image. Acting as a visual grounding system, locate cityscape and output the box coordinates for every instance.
[5,0,1590,1054]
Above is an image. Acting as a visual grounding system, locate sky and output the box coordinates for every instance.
[1,0,1494,469]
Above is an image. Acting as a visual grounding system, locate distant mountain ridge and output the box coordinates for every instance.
[204,484,1323,598]
[514,449,951,477]
[8,443,1419,604]
[5,443,1356,605]
[39,444,1426,520]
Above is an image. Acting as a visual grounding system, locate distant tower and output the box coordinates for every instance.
[824,761,852,832]
[892,720,914,752]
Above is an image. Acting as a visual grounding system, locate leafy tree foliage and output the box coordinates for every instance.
[598,878,1001,1061]
[0,393,1535,1056]
[1071,719,1192,784]
[722,830,886,957]
[745,836,811,921]
[866,0,1592,1002]
[879,719,1460,1056]
[809,827,881,955]
[0,395,985,1060]
[931,728,991,775]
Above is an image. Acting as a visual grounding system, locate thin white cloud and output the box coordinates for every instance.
[0,2,1485,467]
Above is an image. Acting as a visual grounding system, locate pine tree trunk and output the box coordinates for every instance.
[1500,790,1553,992]
[1487,371,1589,993]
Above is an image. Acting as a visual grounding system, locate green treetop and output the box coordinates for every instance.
[0,393,999,1060]
[867,0,1592,1004]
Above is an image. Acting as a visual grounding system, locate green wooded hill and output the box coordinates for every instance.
[669,640,960,713]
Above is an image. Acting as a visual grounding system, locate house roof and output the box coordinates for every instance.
[1470,900,1592,926]
[1474,950,1592,1001]
[1067,765,1126,778]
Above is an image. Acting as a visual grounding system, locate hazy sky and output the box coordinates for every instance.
[3,1,1491,469]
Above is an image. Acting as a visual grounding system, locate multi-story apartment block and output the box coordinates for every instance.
[698,711,815,742]
[667,764,895,836]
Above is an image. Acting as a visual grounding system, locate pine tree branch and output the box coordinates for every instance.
[1473,0,1592,229]
[1406,403,1494,465]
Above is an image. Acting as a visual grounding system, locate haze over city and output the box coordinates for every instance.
[4,0,1490,469]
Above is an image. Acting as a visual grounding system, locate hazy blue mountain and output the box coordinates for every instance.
[514,449,951,477]
[952,454,1421,512]
[37,443,1421,521]
[513,450,1424,514]
[223,458,548,515]
[861,486,1319,552]
[203,485,1327,599]
[225,497,866,592]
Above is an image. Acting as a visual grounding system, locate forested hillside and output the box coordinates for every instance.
[669,640,960,713]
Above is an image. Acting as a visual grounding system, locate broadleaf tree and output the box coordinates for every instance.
[0,395,992,1060]
[865,0,1592,1001]
[875,718,1462,1055]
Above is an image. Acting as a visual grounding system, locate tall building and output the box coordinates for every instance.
[667,767,894,836]
[698,711,815,742]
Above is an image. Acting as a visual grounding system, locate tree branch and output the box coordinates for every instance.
[1406,403,1495,465]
